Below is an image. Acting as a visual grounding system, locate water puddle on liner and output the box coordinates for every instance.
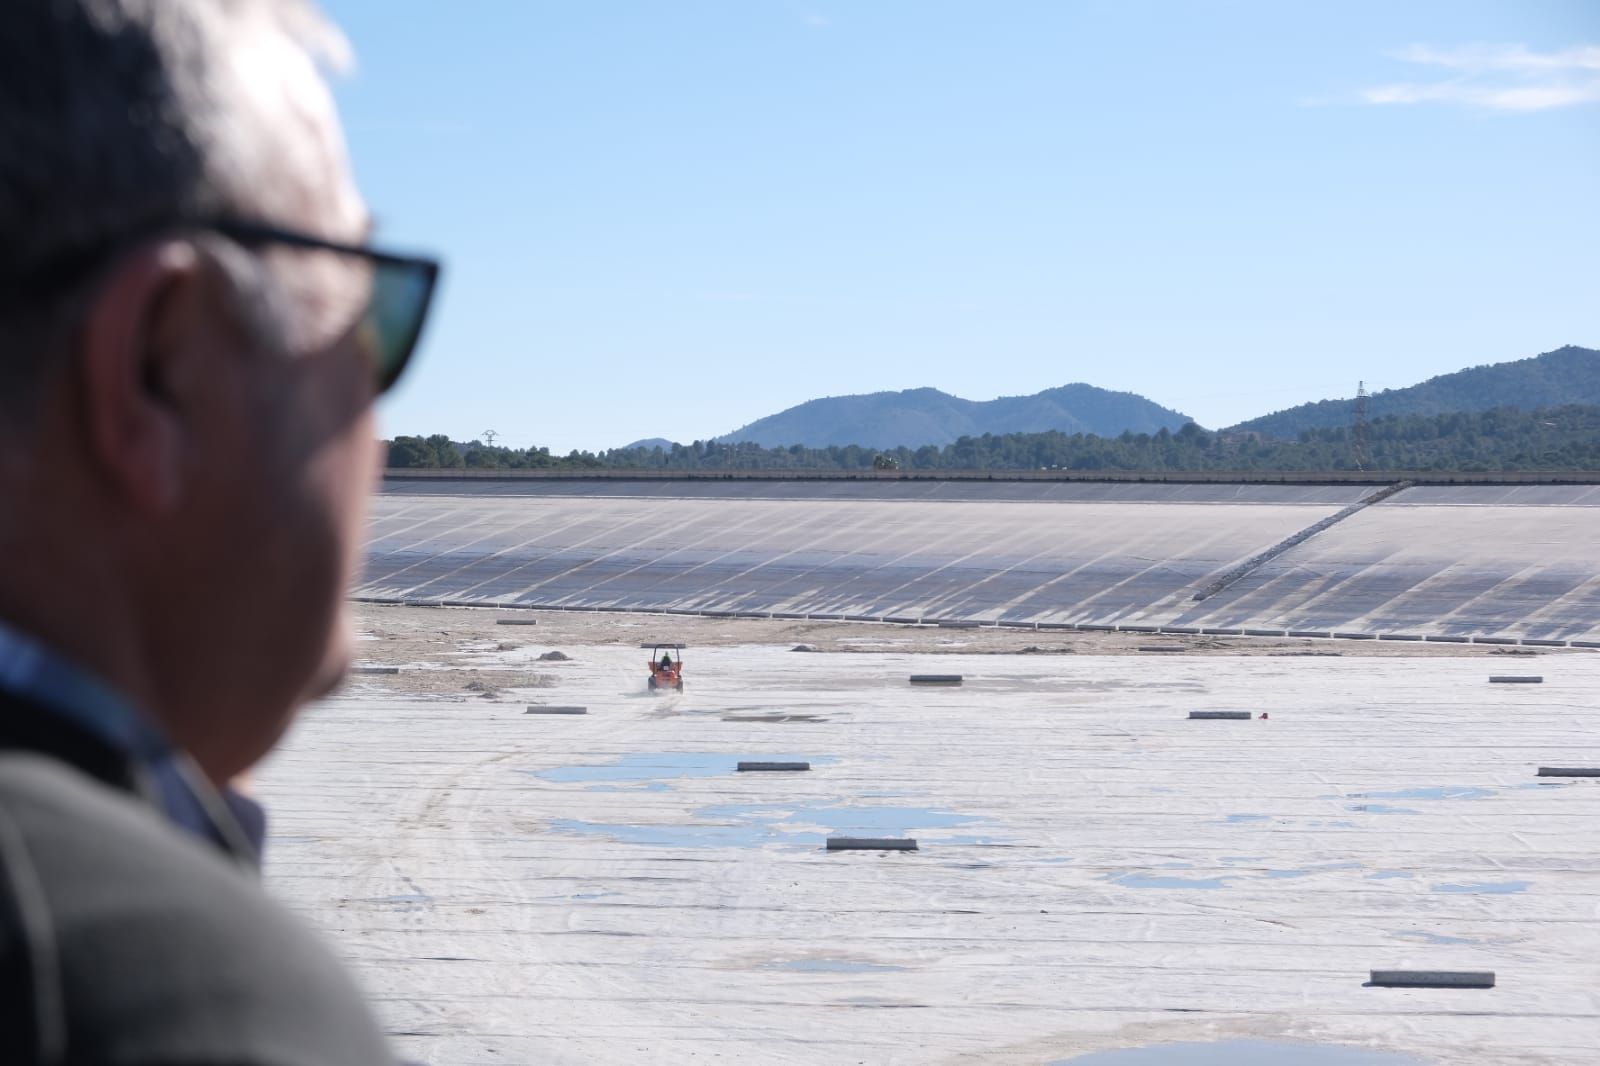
[770,959,907,973]
[552,801,978,849]
[1432,880,1530,894]
[1349,804,1420,815]
[530,752,830,783]
[700,801,976,835]
[1367,870,1414,880]
[1353,786,1495,801]
[1225,813,1270,823]
[1393,929,1481,945]
[549,820,780,848]
[1264,862,1364,879]
[1054,1041,1429,1065]
[1105,873,1229,890]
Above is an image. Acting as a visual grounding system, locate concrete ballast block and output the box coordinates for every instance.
[1489,675,1543,684]
[496,619,539,626]
[909,674,963,685]
[1369,970,1494,989]
[351,665,400,675]
[1138,646,1184,653]
[1537,767,1600,777]
[737,761,811,772]
[525,705,587,715]
[827,837,918,851]
[1189,711,1252,720]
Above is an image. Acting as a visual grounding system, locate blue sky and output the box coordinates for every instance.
[323,1,1599,451]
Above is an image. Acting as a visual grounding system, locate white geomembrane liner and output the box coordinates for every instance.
[359,482,1600,641]
[258,640,1600,1065]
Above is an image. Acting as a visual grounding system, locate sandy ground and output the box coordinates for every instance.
[354,603,1548,681]
[253,605,1599,1065]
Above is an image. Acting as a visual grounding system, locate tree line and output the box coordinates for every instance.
[386,404,1600,473]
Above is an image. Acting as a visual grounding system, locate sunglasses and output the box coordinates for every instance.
[4,217,440,396]
[210,219,440,395]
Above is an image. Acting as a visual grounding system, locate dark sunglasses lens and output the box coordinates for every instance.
[368,259,436,393]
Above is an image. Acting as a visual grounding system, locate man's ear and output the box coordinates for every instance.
[75,240,210,514]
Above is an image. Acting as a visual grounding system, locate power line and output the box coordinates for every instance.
[1352,382,1371,471]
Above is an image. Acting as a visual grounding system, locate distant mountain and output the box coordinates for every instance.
[715,384,1193,449]
[620,437,676,451]
[1231,345,1600,439]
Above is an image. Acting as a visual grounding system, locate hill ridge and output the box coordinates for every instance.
[715,382,1193,449]
[1230,345,1600,438]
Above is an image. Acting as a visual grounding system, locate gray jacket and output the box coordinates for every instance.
[0,689,396,1065]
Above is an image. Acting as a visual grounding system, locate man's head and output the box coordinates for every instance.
[0,0,434,782]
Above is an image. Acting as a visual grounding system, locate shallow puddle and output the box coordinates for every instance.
[1393,929,1480,945]
[1355,786,1495,801]
[1107,872,1229,890]
[771,959,907,973]
[552,800,978,848]
[1431,880,1530,894]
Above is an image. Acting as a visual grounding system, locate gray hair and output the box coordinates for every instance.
[0,0,350,415]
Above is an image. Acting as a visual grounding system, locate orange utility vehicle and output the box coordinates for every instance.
[646,643,685,693]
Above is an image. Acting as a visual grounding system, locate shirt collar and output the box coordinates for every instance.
[0,618,262,864]
[0,618,169,761]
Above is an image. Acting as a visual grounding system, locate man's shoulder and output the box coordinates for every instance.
[0,752,395,1066]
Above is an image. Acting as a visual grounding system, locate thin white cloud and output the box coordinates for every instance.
[1362,43,1600,112]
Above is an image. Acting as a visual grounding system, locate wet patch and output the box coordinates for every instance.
[769,959,908,973]
[1054,1039,1429,1065]
[1352,786,1496,802]
[699,801,976,836]
[1106,872,1230,890]
[1432,880,1530,894]
[1263,862,1363,879]
[1349,804,1420,815]
[549,819,788,848]
[552,800,980,849]
[1367,870,1415,880]
[721,713,830,723]
[1393,929,1481,945]
[532,752,828,783]
[1225,813,1270,824]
